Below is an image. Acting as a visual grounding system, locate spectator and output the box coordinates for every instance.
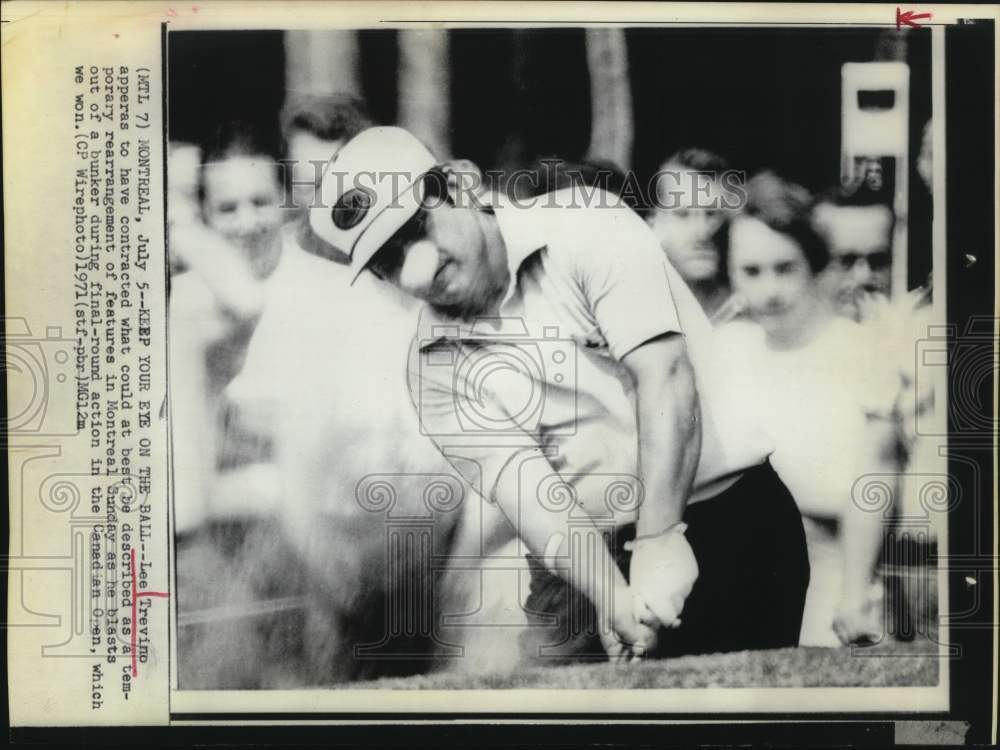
[647,148,735,321]
[838,119,942,645]
[716,171,897,647]
[225,94,379,402]
[916,118,933,196]
[280,92,372,220]
[216,96,374,490]
[812,185,894,322]
[169,119,286,532]
[828,119,942,542]
[166,142,202,275]
[225,109,511,681]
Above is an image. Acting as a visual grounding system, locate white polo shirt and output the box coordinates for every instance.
[408,188,772,525]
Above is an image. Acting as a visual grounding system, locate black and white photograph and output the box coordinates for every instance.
[2,1,996,740]
[164,19,967,702]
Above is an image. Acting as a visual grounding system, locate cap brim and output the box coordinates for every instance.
[349,177,425,285]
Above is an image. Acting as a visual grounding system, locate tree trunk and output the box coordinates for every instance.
[398,30,451,160]
[284,30,360,97]
[585,28,633,170]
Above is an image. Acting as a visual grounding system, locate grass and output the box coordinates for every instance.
[350,638,940,690]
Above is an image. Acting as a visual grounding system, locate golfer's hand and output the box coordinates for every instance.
[833,583,884,646]
[598,586,659,662]
[627,523,698,628]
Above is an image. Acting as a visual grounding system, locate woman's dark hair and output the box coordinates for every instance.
[197,119,283,204]
[723,170,829,278]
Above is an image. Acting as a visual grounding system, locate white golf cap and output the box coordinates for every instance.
[309,126,438,283]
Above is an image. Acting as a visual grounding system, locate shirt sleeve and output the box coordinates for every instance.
[406,337,546,505]
[562,207,686,360]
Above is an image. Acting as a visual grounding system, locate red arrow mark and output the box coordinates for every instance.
[897,8,932,29]
[129,547,170,678]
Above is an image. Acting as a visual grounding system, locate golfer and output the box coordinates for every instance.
[310,127,810,663]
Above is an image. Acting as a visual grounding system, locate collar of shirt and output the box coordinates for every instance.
[416,192,550,349]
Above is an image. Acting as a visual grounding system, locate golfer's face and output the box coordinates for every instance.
[386,202,492,310]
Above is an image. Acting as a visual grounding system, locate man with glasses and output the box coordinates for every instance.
[812,189,894,321]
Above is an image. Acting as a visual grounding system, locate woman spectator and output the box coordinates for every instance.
[715,171,897,647]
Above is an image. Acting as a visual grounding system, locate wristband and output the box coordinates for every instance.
[623,521,688,551]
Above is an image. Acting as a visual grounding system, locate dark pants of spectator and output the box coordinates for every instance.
[519,461,811,663]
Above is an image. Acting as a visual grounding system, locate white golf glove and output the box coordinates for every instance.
[626,522,698,629]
